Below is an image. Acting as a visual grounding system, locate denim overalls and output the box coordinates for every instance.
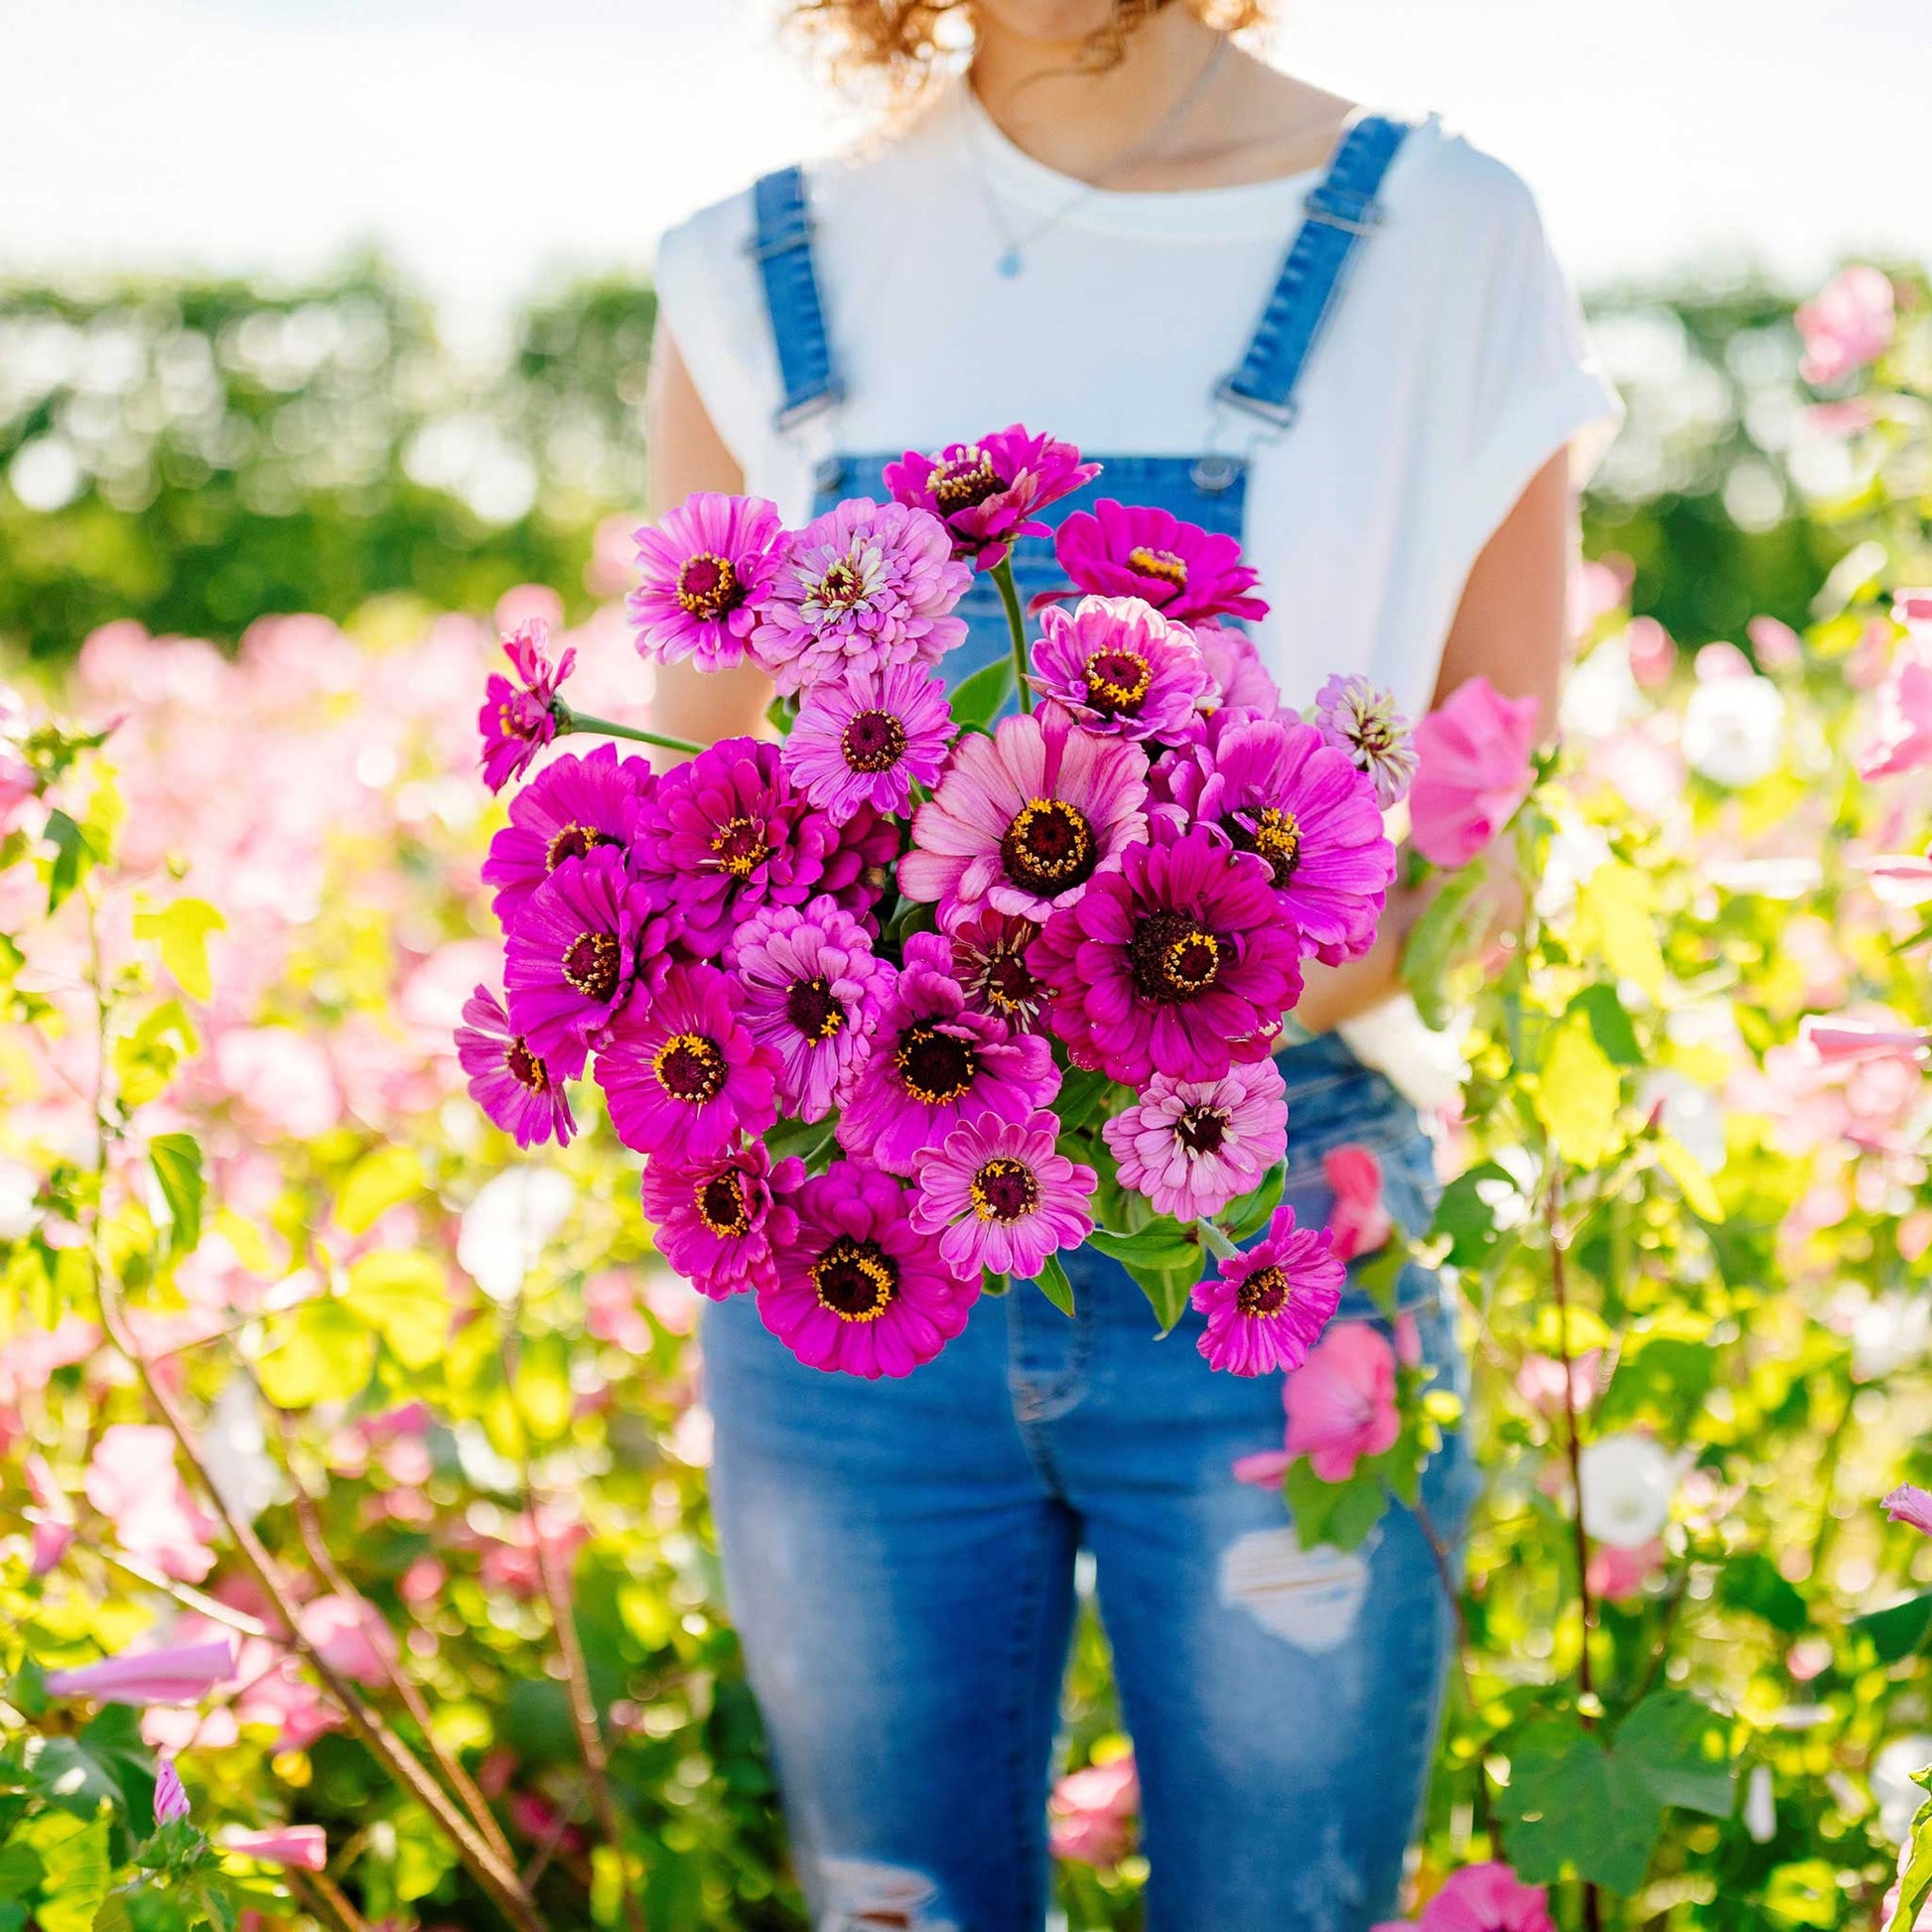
[701,112,1477,1931]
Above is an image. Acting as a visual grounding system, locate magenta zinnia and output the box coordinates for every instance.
[1311,673,1417,808]
[749,498,970,697]
[478,619,575,793]
[1159,713,1395,966]
[455,986,578,1148]
[627,737,845,955]
[1032,826,1303,1087]
[1052,498,1268,624]
[898,709,1149,930]
[482,740,653,929]
[1101,1059,1288,1221]
[760,1161,978,1378]
[909,1108,1097,1282]
[885,424,1100,572]
[837,932,1058,1174]
[595,962,780,1163]
[1191,1203,1344,1376]
[781,659,955,825]
[502,846,655,1078]
[1029,596,1212,741]
[638,1143,802,1299]
[726,896,897,1122]
[628,491,783,671]
[950,910,1054,1034]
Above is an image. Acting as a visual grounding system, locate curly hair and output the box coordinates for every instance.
[785,1,1273,102]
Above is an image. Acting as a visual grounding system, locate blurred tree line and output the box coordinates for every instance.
[0,256,1854,661]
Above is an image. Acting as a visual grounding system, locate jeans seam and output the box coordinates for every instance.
[1001,1506,1050,1887]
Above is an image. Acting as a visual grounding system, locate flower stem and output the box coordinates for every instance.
[553,702,703,758]
[1196,1215,1239,1262]
[990,559,1034,715]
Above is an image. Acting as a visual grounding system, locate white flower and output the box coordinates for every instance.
[1744,1763,1776,1844]
[1640,1068,1727,1173]
[1681,675,1786,787]
[1579,1432,1679,1548]
[1560,632,1648,740]
[0,1156,40,1239]
[457,1167,576,1304]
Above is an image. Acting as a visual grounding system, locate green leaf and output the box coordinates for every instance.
[1653,1132,1724,1222]
[1087,1222,1202,1274]
[1222,1165,1286,1242]
[132,897,225,1002]
[1055,1067,1114,1134]
[335,1145,424,1235]
[1401,858,1488,1031]
[1129,1263,1194,1334]
[43,809,90,913]
[91,1892,133,1932]
[1887,1775,1932,1932]
[1430,1162,1521,1270]
[14,1812,111,1932]
[114,1001,199,1108]
[1284,1458,1388,1553]
[762,1116,835,1165]
[1535,1017,1622,1168]
[344,1250,450,1369]
[1853,1589,1932,1665]
[1569,983,1643,1066]
[254,1298,377,1408]
[1715,1552,1809,1635]
[1613,1689,1735,1819]
[149,1133,204,1258]
[1029,1252,1075,1316]
[948,655,1015,733]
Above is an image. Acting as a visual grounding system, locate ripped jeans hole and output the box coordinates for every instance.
[816,1856,957,1932]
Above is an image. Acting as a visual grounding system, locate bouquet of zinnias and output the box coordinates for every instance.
[459,425,1418,1380]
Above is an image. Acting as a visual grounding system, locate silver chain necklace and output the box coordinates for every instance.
[963,36,1232,280]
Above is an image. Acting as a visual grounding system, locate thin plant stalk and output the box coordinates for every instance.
[990,559,1034,714]
[552,701,703,758]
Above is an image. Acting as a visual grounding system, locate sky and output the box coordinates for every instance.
[4,0,1927,349]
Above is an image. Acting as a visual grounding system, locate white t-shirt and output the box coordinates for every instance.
[653,84,1623,1106]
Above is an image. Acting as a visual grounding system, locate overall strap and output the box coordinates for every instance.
[747,166,845,430]
[1214,113,1411,431]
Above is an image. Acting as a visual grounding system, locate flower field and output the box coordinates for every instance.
[1,264,1930,1931]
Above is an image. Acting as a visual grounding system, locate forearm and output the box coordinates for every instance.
[648,656,773,764]
[1294,873,1428,1034]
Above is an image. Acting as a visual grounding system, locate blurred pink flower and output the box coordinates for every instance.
[1861,646,1932,779]
[1695,640,1752,682]
[1746,616,1804,670]
[1322,1144,1391,1262]
[154,1756,192,1825]
[1375,1861,1556,1932]
[1408,678,1540,869]
[1587,1536,1666,1601]
[297,1594,396,1688]
[1795,265,1894,386]
[1883,1484,1932,1535]
[84,1424,218,1582]
[1570,556,1632,633]
[1515,1350,1602,1420]
[1800,1017,1928,1065]
[45,1638,235,1706]
[1624,618,1676,690]
[1047,1753,1139,1867]
[214,1027,343,1140]
[1284,1322,1400,1481]
[219,1825,329,1872]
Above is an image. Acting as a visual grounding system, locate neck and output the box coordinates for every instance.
[969,7,1225,183]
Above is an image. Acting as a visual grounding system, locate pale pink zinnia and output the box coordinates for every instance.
[1311,673,1417,808]
[1028,595,1212,741]
[909,1108,1097,1282]
[628,491,783,671]
[1795,264,1894,388]
[1283,1320,1401,1478]
[1192,1203,1344,1376]
[781,658,955,825]
[44,1638,236,1707]
[1408,676,1541,869]
[1101,1059,1288,1221]
[898,708,1150,930]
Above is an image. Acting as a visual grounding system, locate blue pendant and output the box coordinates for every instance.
[997,248,1023,279]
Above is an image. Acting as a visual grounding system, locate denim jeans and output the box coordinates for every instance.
[702,1034,1475,1931]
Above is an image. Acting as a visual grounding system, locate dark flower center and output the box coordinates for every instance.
[841,708,906,774]
[1000,797,1098,896]
[1235,1265,1290,1316]
[563,930,621,1003]
[1083,649,1154,714]
[960,933,1047,1025]
[930,447,1005,513]
[1127,909,1224,1004]
[970,1157,1039,1224]
[696,1170,750,1236]
[545,822,617,872]
[815,557,868,613]
[711,813,770,880]
[812,1235,899,1322]
[676,551,741,621]
[1229,805,1302,882]
[895,1021,978,1105]
[1175,1104,1229,1154]
[785,975,847,1043]
[1127,545,1189,592]
[653,1032,727,1103]
[504,1037,547,1093]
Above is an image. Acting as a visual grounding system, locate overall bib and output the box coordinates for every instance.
[702,113,1477,1932]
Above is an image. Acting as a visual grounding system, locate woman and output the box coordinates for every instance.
[646,4,1620,1926]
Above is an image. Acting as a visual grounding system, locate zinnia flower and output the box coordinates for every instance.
[1101,1059,1288,1221]
[638,1142,802,1298]
[455,985,577,1148]
[1052,498,1267,624]
[478,620,575,793]
[909,1108,1097,1281]
[1408,677,1541,869]
[885,424,1099,571]
[1882,1484,1932,1535]
[949,910,1054,1034]
[1033,826,1303,1087]
[595,962,781,1162]
[726,896,897,1122]
[154,1757,191,1825]
[1373,1862,1556,1932]
[627,737,846,955]
[898,709,1149,930]
[749,498,970,696]
[1311,673,1417,808]
[482,740,653,930]
[838,932,1058,1174]
[628,491,783,671]
[761,1160,978,1378]
[1029,596,1212,741]
[45,1638,236,1707]
[1283,1320,1400,1477]
[1159,713,1395,965]
[1194,621,1283,716]
[1322,1143,1391,1261]
[502,846,658,1078]
[781,659,955,825]
[1192,1203,1344,1376]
